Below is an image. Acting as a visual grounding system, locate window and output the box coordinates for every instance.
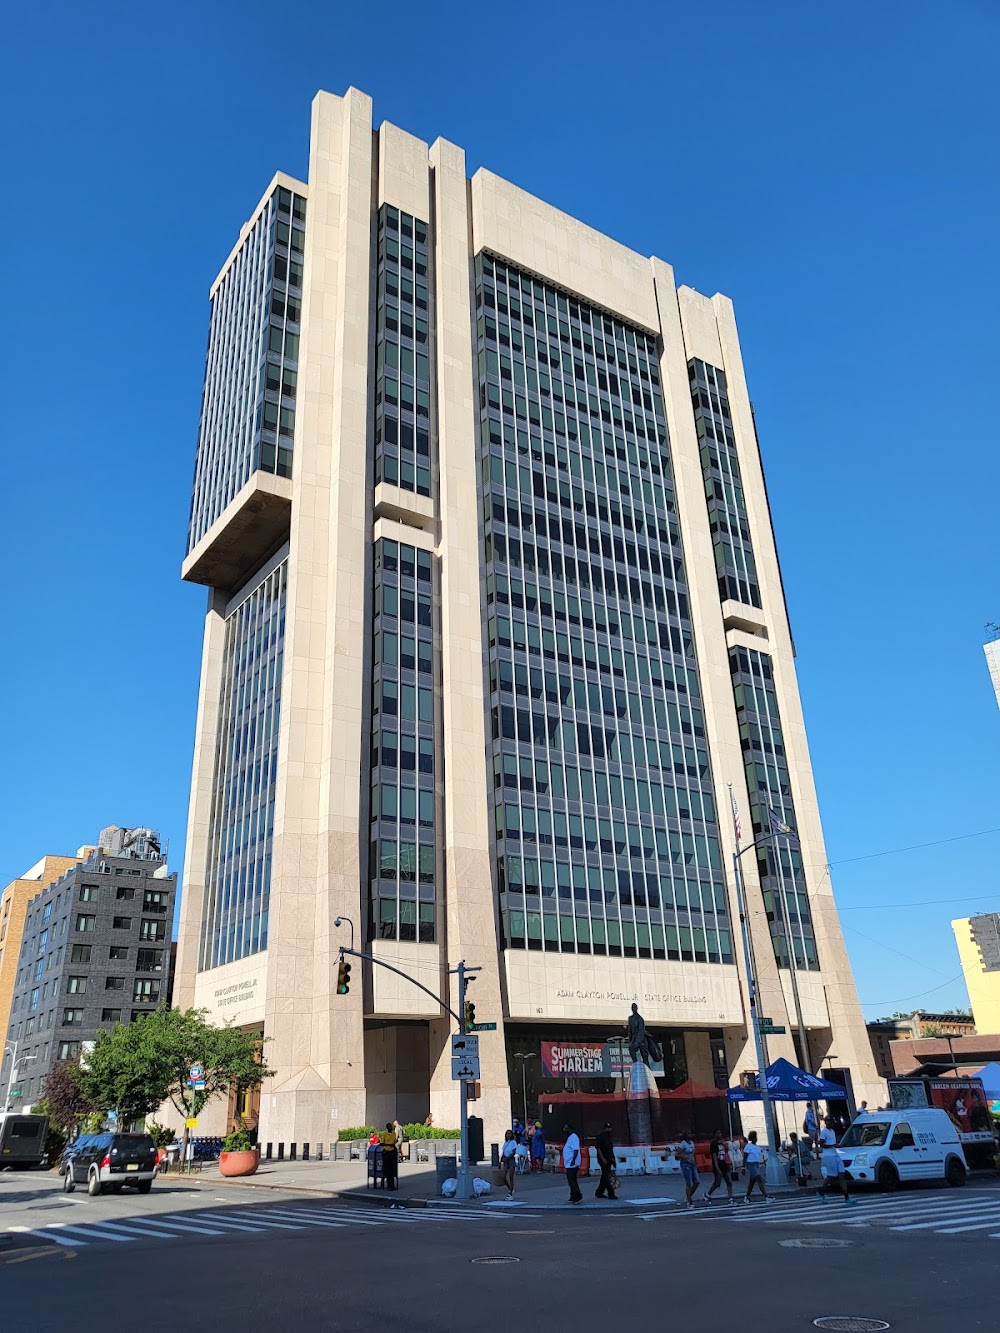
[62,1008,84,1025]
[115,886,135,900]
[131,1009,149,1022]
[133,979,160,1003]
[79,884,98,902]
[70,944,91,963]
[75,914,96,932]
[139,919,166,942]
[112,916,132,930]
[101,1008,122,1023]
[109,946,128,960]
[890,1123,915,1150]
[142,890,168,913]
[105,976,125,991]
[58,1041,79,1059]
[136,948,163,973]
[66,976,88,995]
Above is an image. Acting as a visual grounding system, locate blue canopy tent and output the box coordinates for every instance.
[726,1057,849,1102]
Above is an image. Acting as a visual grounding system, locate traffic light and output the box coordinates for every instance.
[464,998,476,1029]
[337,957,352,995]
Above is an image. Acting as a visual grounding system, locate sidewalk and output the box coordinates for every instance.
[206,1157,795,1210]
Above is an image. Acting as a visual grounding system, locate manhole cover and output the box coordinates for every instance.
[781,1237,853,1249]
[471,1256,521,1265]
[813,1319,890,1331]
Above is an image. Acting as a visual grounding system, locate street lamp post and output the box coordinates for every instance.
[731,811,787,1189]
[513,1053,536,1127]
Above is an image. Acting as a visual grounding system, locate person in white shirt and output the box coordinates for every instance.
[743,1131,774,1203]
[815,1116,855,1205]
[562,1124,583,1203]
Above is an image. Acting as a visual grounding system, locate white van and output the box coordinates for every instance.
[836,1109,968,1189]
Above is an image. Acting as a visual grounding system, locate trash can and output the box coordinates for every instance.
[367,1145,384,1188]
[435,1155,457,1191]
[399,1139,411,1162]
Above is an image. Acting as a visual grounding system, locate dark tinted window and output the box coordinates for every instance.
[113,1134,154,1152]
[10,1119,42,1139]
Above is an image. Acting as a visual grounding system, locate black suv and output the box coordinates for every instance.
[63,1132,157,1197]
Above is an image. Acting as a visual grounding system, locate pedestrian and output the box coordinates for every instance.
[531,1121,545,1173]
[393,1118,406,1163]
[743,1131,773,1203]
[563,1123,583,1203]
[815,1117,855,1205]
[380,1122,398,1190]
[786,1132,812,1187]
[512,1117,525,1145]
[803,1106,819,1152]
[855,1101,869,1120]
[705,1129,734,1204]
[674,1131,700,1207]
[594,1121,618,1201]
[500,1129,518,1199]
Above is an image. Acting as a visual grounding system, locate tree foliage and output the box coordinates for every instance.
[81,1007,270,1127]
[41,1060,96,1133]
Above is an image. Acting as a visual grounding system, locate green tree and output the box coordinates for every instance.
[82,1007,270,1157]
[41,1059,96,1136]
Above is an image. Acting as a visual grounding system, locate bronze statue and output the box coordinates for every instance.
[626,1003,662,1066]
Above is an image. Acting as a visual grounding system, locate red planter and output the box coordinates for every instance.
[219,1148,260,1177]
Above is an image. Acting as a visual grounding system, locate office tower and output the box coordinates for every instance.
[175,87,881,1146]
[2,829,175,1109]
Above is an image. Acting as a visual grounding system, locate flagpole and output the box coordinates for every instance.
[729,785,783,1187]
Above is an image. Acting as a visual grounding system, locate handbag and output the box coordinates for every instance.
[610,1173,620,1191]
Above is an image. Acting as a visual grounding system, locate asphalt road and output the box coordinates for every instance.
[2,1179,998,1332]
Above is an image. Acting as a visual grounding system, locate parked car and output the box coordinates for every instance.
[0,1113,49,1169]
[63,1132,158,1197]
[836,1108,968,1190]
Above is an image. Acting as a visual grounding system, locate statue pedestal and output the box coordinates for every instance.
[625,1058,660,1144]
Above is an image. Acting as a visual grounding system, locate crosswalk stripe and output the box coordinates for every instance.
[193,1213,303,1232]
[936,1217,1000,1235]
[254,1209,347,1228]
[8,1226,81,1249]
[51,1223,135,1243]
[120,1216,229,1237]
[75,1218,183,1240]
[892,1207,1000,1233]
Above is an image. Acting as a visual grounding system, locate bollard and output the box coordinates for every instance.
[491,1142,500,1169]
[290,1142,297,1161]
[278,1142,285,1160]
[303,1143,310,1161]
[265,1143,273,1160]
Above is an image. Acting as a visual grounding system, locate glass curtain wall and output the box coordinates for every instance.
[475,256,731,966]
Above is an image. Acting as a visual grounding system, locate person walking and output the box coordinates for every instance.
[500,1129,518,1199]
[803,1105,820,1152]
[563,1123,583,1203]
[530,1121,545,1173]
[594,1122,618,1201]
[815,1116,855,1205]
[380,1122,399,1190]
[705,1129,734,1204]
[743,1131,773,1203]
[674,1131,700,1207]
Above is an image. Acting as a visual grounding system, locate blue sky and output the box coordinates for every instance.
[2,1,997,1019]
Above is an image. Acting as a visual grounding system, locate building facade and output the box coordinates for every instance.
[867,1010,976,1080]
[174,87,882,1147]
[1,853,89,1064]
[2,829,175,1109]
[954,914,1000,1034]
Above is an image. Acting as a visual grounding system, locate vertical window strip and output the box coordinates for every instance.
[187,188,306,552]
[728,645,818,970]
[373,205,432,497]
[200,561,287,969]
[475,257,729,964]
[368,538,436,943]
[688,359,761,609]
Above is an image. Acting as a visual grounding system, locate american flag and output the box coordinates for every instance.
[730,790,742,844]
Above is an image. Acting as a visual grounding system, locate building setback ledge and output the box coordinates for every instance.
[721,600,770,640]
[373,482,435,533]
[182,473,293,592]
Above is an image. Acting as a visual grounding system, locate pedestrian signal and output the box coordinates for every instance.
[337,958,352,995]
[464,999,476,1029]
